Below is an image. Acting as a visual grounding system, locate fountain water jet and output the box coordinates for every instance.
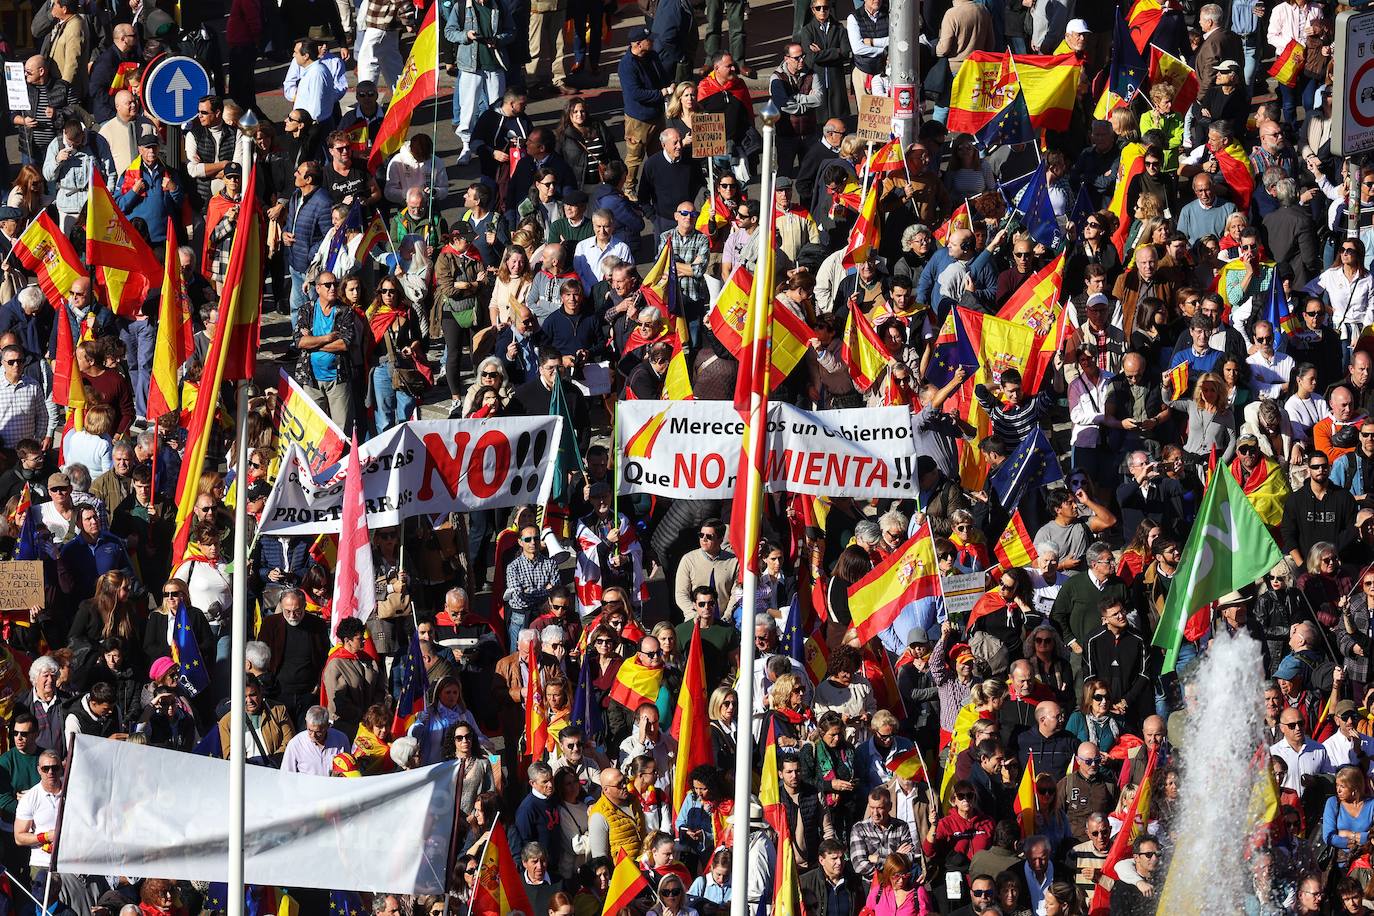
[1154,630,1267,915]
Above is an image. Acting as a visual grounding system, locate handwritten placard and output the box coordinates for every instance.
[939,572,987,620]
[693,112,727,158]
[856,94,895,141]
[0,561,43,611]
[4,64,28,112]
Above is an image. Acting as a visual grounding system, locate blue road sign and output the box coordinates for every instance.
[143,56,210,126]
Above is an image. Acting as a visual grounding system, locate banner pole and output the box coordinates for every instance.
[227,377,251,916]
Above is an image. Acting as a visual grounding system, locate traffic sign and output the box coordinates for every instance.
[1334,10,1374,156]
[142,55,210,127]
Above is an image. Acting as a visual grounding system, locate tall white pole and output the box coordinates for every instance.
[227,108,258,916]
[729,101,779,916]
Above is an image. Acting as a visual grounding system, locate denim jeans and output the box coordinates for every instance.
[120,317,156,420]
[1278,76,1316,127]
[371,363,417,435]
[288,267,308,332]
[1241,32,1261,88]
[454,68,506,146]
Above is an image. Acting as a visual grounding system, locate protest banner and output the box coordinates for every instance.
[58,735,458,894]
[258,416,562,535]
[0,561,43,614]
[692,112,727,157]
[938,572,987,620]
[857,94,895,141]
[616,401,920,499]
[275,368,347,480]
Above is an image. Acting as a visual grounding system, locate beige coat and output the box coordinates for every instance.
[46,14,91,98]
[322,655,383,729]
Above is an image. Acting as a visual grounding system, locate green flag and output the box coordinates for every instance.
[547,369,585,506]
[1152,466,1283,673]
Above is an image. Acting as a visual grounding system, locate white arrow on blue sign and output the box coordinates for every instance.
[143,56,211,126]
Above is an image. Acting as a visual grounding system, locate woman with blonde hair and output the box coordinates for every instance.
[760,673,807,753]
[665,83,697,154]
[62,403,115,476]
[707,685,737,767]
[1167,370,1236,469]
[489,246,533,337]
[1110,106,1141,142]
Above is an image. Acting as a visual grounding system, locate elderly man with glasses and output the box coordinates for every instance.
[1271,704,1333,800]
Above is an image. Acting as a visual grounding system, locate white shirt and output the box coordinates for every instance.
[1248,350,1295,399]
[1321,266,1374,330]
[1270,737,1332,797]
[573,236,632,291]
[15,784,61,867]
[39,502,76,544]
[283,56,347,120]
[280,728,351,776]
[1284,393,1330,442]
[1323,730,1374,772]
[845,11,889,61]
[1068,370,1115,448]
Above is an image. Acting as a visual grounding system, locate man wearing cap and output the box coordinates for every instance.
[549,189,594,250]
[1195,4,1244,96]
[1323,699,1374,771]
[38,473,77,544]
[114,131,182,248]
[202,161,244,297]
[618,27,670,201]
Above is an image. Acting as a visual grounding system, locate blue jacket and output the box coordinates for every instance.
[541,306,603,358]
[915,248,998,312]
[113,159,184,243]
[60,532,139,604]
[1333,450,1374,498]
[651,0,693,73]
[512,791,563,867]
[618,50,668,123]
[255,534,313,593]
[285,187,335,274]
[589,185,644,248]
[853,734,915,796]
[0,298,53,383]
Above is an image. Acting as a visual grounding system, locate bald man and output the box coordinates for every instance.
[90,23,140,121]
[1016,700,1077,776]
[99,89,154,173]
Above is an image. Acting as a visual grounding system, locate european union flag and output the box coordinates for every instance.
[1110,12,1148,100]
[1069,184,1095,232]
[329,891,364,916]
[782,593,805,668]
[925,308,981,388]
[1260,270,1296,343]
[1012,161,1060,249]
[14,500,50,562]
[191,726,222,757]
[998,167,1038,208]
[172,599,209,698]
[204,883,227,913]
[570,643,603,739]
[389,627,429,737]
[974,88,1035,151]
[989,426,1064,509]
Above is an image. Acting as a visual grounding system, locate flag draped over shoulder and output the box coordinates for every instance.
[13,210,84,308]
[609,656,665,710]
[1109,143,1148,256]
[847,524,940,644]
[1151,467,1282,673]
[170,164,264,565]
[1215,141,1255,212]
[367,4,439,171]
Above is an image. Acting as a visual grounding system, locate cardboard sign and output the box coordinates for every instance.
[939,572,987,620]
[0,561,43,611]
[692,112,727,158]
[857,94,895,141]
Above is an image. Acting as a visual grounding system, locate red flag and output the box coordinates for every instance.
[670,622,714,817]
[329,431,377,641]
[1088,749,1159,916]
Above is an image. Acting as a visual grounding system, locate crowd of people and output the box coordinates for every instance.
[0,0,1374,913]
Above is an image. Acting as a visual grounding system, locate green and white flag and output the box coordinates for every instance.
[1152,467,1283,673]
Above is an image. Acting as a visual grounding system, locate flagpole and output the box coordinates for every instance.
[730,101,779,916]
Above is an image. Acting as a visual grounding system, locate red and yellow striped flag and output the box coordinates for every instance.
[13,210,85,309]
[1166,361,1190,399]
[1216,139,1256,212]
[524,636,549,759]
[842,305,888,391]
[994,509,1039,569]
[108,60,139,94]
[886,747,926,781]
[601,853,649,916]
[998,249,1065,335]
[170,164,264,566]
[709,265,812,395]
[760,719,783,830]
[1013,751,1037,838]
[367,4,439,171]
[842,181,881,269]
[933,200,972,245]
[1147,44,1199,111]
[1268,40,1305,89]
[670,622,714,817]
[773,818,800,916]
[86,166,160,317]
[848,524,940,644]
[608,656,664,710]
[472,820,535,916]
[1109,143,1147,257]
[147,217,193,423]
[865,137,905,174]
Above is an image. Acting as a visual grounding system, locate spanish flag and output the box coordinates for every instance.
[358,211,389,260]
[148,217,192,424]
[1089,750,1158,914]
[1126,0,1163,54]
[708,265,812,390]
[609,656,665,711]
[170,164,264,566]
[848,523,940,644]
[773,817,800,916]
[86,167,160,318]
[841,180,881,269]
[1269,40,1305,89]
[1013,751,1038,838]
[108,60,139,94]
[998,249,1064,335]
[842,305,888,391]
[367,3,439,172]
[12,210,85,309]
[1108,142,1148,256]
[948,53,1011,134]
[472,819,535,916]
[759,719,783,830]
[601,853,649,916]
[950,52,1078,132]
[664,347,693,401]
[670,622,713,817]
[865,137,905,174]
[1166,360,1190,399]
[933,200,972,245]
[52,303,86,440]
[993,509,1038,569]
[885,747,926,781]
[1247,746,1281,837]
[641,236,688,341]
[1093,85,1130,120]
[524,637,549,759]
[1215,140,1255,212]
[1147,44,1199,111]
[694,192,731,234]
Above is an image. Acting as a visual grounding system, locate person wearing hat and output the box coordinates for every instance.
[114,129,183,249]
[549,188,594,250]
[1323,697,1374,768]
[38,472,78,544]
[201,161,244,293]
[618,28,671,200]
[1195,60,1250,142]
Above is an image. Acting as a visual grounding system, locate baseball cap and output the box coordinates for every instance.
[628,26,652,43]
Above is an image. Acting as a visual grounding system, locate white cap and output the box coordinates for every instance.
[1066,18,1090,34]
[1086,293,1110,306]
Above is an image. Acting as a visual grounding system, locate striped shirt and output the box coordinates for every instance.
[0,376,55,446]
[974,384,1054,450]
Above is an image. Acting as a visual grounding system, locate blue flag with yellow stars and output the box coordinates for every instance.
[1110,11,1148,101]
[783,593,805,668]
[329,891,364,916]
[925,308,981,388]
[1069,183,1095,233]
[1011,161,1060,249]
[989,426,1064,509]
[171,599,209,697]
[974,87,1035,151]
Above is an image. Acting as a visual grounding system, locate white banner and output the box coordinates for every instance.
[616,401,921,499]
[56,735,458,894]
[259,416,563,535]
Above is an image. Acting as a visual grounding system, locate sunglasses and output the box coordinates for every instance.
[40,765,62,773]
[316,281,337,289]
[971,890,994,899]
[677,209,696,217]
[1092,693,1109,701]
[641,650,662,659]
[520,535,538,542]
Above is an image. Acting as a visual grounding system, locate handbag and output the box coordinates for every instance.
[384,326,428,397]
